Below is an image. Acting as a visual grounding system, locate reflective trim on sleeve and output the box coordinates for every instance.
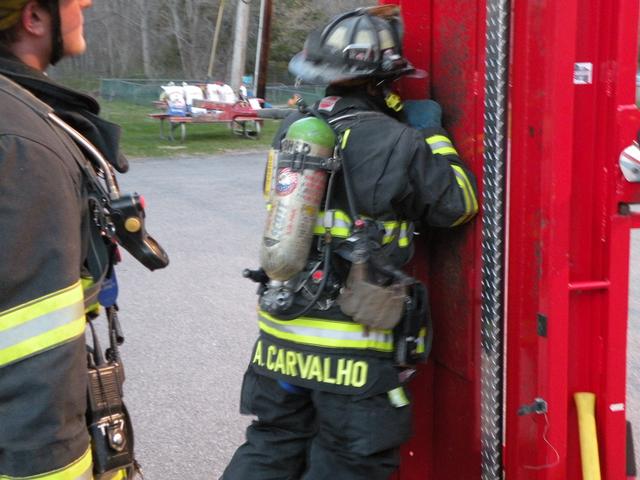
[0,281,86,367]
[398,223,409,247]
[258,310,394,352]
[416,327,427,353]
[426,134,458,156]
[313,210,352,238]
[450,164,479,226]
[388,386,410,407]
[340,128,351,150]
[0,446,93,479]
[313,210,412,248]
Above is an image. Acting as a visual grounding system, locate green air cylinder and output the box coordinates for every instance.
[260,116,336,281]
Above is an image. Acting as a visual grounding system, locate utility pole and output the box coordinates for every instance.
[253,0,272,100]
[207,0,226,80]
[230,0,251,90]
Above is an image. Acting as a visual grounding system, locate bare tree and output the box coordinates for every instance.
[50,0,375,82]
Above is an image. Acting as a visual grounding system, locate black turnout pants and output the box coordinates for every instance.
[221,368,412,480]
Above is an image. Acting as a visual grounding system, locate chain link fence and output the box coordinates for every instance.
[99,79,325,107]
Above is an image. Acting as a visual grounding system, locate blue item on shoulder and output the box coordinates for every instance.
[403,99,442,130]
[98,271,119,307]
[277,380,309,394]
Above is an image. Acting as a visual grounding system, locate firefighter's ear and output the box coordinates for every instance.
[20,1,50,38]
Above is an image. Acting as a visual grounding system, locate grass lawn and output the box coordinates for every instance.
[99,100,282,159]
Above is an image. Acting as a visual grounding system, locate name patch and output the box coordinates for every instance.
[251,339,369,388]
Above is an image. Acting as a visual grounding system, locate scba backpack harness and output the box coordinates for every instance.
[245,99,432,366]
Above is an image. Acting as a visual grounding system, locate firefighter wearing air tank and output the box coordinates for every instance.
[222,5,478,480]
[0,1,168,479]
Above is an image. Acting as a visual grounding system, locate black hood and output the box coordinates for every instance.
[0,53,128,173]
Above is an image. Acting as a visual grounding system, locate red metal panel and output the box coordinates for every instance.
[385,5,435,478]
[385,0,639,478]
[384,0,486,478]
[505,0,577,477]
[427,0,484,477]
[506,0,640,479]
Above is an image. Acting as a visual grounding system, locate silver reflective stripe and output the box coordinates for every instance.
[323,210,334,229]
[0,302,83,350]
[259,311,394,351]
[453,167,469,184]
[261,315,393,344]
[383,223,396,237]
[314,210,352,237]
[428,140,453,151]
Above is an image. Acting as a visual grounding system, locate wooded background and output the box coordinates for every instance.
[52,0,376,84]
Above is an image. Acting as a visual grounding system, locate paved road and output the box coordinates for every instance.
[109,152,640,479]
[114,152,265,479]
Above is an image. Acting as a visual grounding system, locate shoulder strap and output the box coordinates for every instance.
[307,105,363,222]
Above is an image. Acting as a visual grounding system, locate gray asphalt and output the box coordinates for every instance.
[108,152,640,479]
[114,152,265,480]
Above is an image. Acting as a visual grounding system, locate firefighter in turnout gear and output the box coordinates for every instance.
[222,5,478,480]
[0,1,168,478]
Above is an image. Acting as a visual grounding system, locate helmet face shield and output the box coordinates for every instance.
[289,4,422,84]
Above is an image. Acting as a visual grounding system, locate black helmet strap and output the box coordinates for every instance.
[48,0,63,65]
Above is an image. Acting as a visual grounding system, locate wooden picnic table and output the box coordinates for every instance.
[149,99,264,141]
[148,112,263,141]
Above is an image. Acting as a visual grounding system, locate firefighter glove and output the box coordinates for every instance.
[404,99,442,130]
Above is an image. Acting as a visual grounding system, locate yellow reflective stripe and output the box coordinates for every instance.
[388,387,410,407]
[398,223,409,247]
[385,93,404,112]
[259,320,394,352]
[261,310,388,332]
[314,210,352,237]
[263,148,276,200]
[416,327,427,354]
[425,134,451,145]
[380,221,410,247]
[258,310,394,352]
[0,447,93,480]
[433,146,458,155]
[0,316,86,368]
[450,173,472,227]
[426,134,458,156]
[312,225,351,237]
[105,469,127,480]
[0,282,86,367]
[313,210,411,247]
[81,277,99,315]
[453,165,479,212]
[450,164,479,226]
[341,129,351,150]
[0,281,82,332]
[381,221,398,245]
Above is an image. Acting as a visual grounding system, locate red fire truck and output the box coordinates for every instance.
[381,0,640,478]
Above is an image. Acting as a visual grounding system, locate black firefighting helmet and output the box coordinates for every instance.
[289,5,423,85]
[0,0,64,65]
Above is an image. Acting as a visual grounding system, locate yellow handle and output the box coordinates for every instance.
[574,392,602,480]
